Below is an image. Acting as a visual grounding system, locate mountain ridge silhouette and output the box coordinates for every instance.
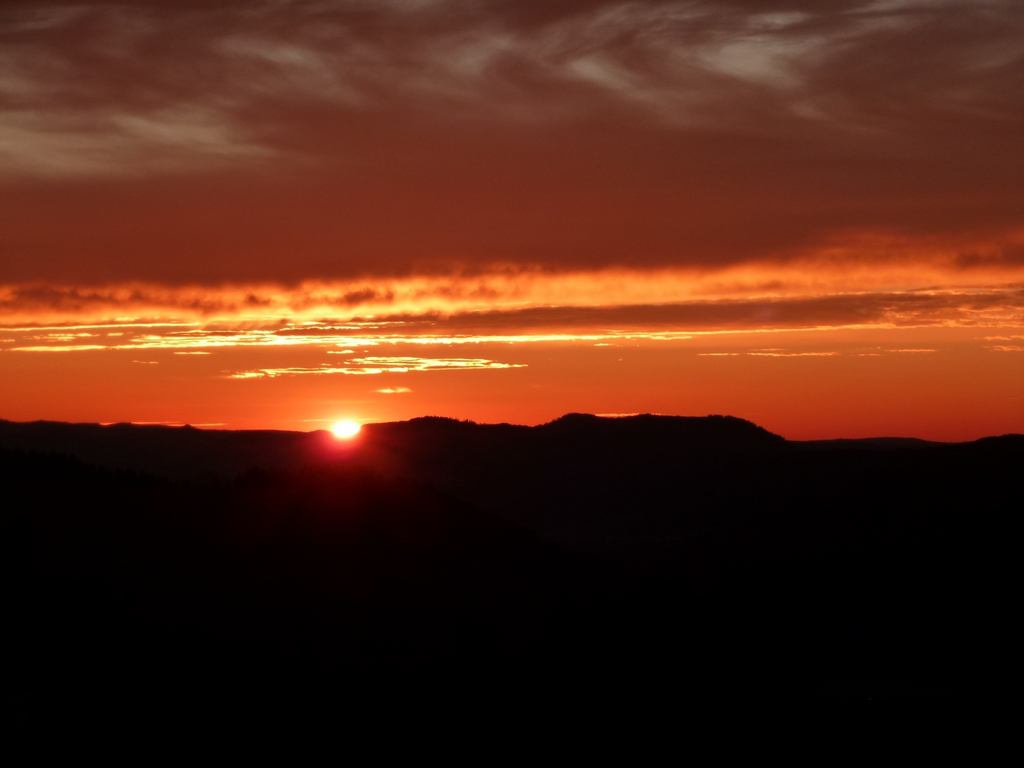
[5,410,1019,715]
[4,411,1005,480]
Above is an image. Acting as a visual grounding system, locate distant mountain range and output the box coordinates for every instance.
[2,413,1019,554]
[3,411,1011,478]
[4,414,1019,716]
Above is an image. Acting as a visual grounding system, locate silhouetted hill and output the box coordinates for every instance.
[541,411,783,446]
[4,414,1021,720]
[0,418,336,478]
[0,412,784,482]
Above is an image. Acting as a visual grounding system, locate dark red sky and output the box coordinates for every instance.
[2,0,1022,438]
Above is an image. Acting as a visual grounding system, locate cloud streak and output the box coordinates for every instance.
[2,252,1023,324]
[2,279,1020,358]
[227,356,525,379]
[3,0,1022,171]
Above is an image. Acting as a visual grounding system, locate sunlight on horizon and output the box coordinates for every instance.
[331,419,362,440]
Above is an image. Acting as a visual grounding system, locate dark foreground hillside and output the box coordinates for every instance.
[3,415,1020,720]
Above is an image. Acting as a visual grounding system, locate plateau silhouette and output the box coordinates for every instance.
[4,414,1018,720]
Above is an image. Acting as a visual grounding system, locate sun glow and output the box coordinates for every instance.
[331,419,361,439]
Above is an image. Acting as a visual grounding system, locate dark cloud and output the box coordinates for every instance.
[1,1,1022,282]
[363,287,1024,333]
[3,278,1021,334]
[957,244,1024,270]
[0,281,397,314]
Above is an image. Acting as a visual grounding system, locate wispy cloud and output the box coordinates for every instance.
[698,350,839,358]
[227,356,525,379]
[698,346,941,358]
[0,106,270,178]
[746,351,839,358]
[0,0,1021,295]
[987,344,1024,352]
[2,0,1021,178]
[2,253,1023,325]
[2,276,1021,357]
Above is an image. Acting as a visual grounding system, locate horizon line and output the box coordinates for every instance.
[2,413,1021,445]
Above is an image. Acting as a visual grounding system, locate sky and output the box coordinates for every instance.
[1,0,1022,439]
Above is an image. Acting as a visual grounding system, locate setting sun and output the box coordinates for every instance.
[331,419,362,440]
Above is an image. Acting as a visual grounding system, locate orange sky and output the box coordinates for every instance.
[2,1,1022,439]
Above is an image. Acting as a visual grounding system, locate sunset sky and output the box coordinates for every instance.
[2,0,1022,439]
